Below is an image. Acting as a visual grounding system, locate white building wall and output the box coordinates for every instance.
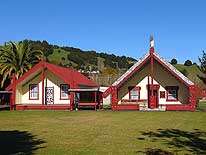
[21,74,42,104]
[120,76,182,105]
[103,94,111,105]
[19,70,70,104]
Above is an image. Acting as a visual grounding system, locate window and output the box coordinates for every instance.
[60,84,70,100]
[160,91,165,98]
[29,84,39,100]
[166,86,178,101]
[129,86,141,101]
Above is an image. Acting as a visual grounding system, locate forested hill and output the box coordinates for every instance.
[27,40,137,71]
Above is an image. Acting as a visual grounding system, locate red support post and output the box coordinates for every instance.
[42,61,45,105]
[111,86,118,110]
[189,86,197,111]
[70,79,75,111]
[94,91,97,111]
[11,73,16,110]
[149,47,155,108]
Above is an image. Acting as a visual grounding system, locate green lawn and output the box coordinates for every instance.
[197,101,206,111]
[0,111,205,155]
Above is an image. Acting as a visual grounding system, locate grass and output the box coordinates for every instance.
[197,101,206,111]
[0,111,205,155]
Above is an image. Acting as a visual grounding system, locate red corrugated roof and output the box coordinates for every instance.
[6,61,97,90]
[44,62,97,86]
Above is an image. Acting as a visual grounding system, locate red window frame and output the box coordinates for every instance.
[166,86,179,101]
[160,91,165,98]
[128,86,141,101]
[29,84,39,100]
[60,84,70,100]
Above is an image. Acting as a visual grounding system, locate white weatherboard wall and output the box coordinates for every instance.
[18,73,42,104]
[19,70,70,104]
[119,76,182,105]
[103,94,111,105]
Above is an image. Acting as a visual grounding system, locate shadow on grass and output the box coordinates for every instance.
[0,130,46,155]
[137,129,206,155]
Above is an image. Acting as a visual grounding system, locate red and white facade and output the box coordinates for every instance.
[6,61,99,110]
[103,45,204,111]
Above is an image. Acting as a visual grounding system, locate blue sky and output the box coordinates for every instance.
[0,0,205,63]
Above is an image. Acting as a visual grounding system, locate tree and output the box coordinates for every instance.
[28,40,53,61]
[198,50,206,84]
[0,40,43,87]
[184,60,192,66]
[199,51,206,73]
[170,58,177,65]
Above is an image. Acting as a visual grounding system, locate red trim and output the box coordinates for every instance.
[102,87,111,98]
[113,104,139,110]
[111,86,118,110]
[42,61,45,105]
[128,86,141,100]
[164,104,195,111]
[60,84,70,100]
[166,86,179,102]
[15,104,71,110]
[151,57,154,97]
[146,84,160,90]
[29,84,39,100]
[116,55,152,88]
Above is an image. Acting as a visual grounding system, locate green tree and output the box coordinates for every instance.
[0,40,43,87]
[184,60,192,66]
[198,50,206,84]
[171,58,177,65]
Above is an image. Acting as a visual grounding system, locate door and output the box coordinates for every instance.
[45,87,54,104]
[149,90,158,108]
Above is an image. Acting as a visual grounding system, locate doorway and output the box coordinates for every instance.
[149,90,158,108]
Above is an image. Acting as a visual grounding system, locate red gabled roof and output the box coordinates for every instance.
[6,61,97,90]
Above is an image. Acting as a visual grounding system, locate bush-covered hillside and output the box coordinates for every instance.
[26,40,136,71]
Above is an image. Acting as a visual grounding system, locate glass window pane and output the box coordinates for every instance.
[61,84,69,99]
[130,89,139,100]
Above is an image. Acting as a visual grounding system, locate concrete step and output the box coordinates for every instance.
[140,107,166,111]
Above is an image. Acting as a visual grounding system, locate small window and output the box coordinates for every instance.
[60,84,70,100]
[166,86,178,101]
[29,84,39,100]
[160,91,165,98]
[129,86,141,101]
